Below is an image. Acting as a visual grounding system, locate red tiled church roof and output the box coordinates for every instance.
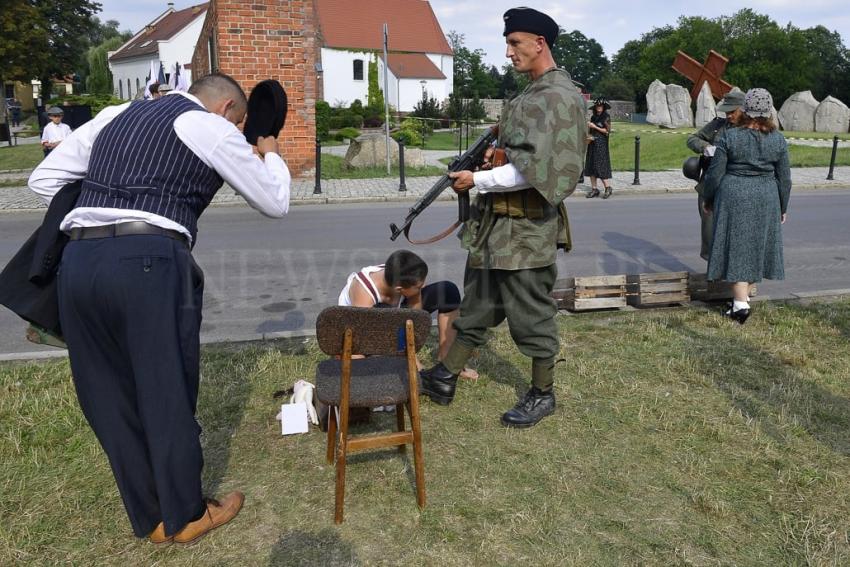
[110,3,209,62]
[383,53,446,79]
[317,0,452,55]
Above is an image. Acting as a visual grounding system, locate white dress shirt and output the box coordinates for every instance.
[29,91,291,244]
[41,121,72,144]
[472,163,532,193]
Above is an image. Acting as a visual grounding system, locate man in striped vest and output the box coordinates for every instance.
[28,73,291,545]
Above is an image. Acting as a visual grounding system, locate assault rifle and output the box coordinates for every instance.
[389,125,499,244]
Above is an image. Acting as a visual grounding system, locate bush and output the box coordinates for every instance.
[316,101,331,140]
[334,127,361,141]
[54,93,124,116]
[329,111,363,129]
[391,118,424,146]
[410,95,442,120]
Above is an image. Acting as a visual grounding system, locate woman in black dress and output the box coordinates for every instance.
[585,97,613,199]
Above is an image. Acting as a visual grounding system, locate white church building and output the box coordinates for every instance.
[108,3,208,100]
[316,0,453,111]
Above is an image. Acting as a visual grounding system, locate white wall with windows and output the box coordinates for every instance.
[110,57,153,100]
[157,16,205,83]
[320,48,371,107]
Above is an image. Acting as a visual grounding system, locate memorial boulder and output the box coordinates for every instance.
[778,90,819,132]
[345,133,425,169]
[646,80,673,128]
[695,81,718,128]
[666,84,693,128]
[814,96,850,133]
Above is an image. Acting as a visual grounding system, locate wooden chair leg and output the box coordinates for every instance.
[396,403,406,453]
[408,399,426,509]
[334,410,348,524]
[326,406,337,464]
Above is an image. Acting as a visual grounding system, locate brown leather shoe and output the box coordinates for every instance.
[148,522,172,545]
[173,491,245,545]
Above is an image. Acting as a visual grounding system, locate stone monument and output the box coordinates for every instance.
[694,81,718,128]
[646,80,673,128]
[814,96,850,133]
[778,91,819,132]
[345,133,425,168]
[666,84,694,128]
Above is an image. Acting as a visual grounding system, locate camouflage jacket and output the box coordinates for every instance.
[461,68,586,270]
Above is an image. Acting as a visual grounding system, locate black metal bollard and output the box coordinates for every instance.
[398,139,407,192]
[632,136,641,186]
[313,140,322,194]
[827,135,839,180]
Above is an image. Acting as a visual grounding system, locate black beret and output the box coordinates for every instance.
[243,79,288,145]
[503,7,559,48]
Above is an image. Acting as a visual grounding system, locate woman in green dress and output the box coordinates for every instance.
[703,88,791,324]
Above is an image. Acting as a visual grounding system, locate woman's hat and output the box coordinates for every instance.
[744,88,773,119]
[243,79,288,145]
[592,97,611,110]
[46,106,64,116]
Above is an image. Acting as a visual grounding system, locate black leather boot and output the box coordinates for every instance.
[500,386,556,428]
[419,362,458,405]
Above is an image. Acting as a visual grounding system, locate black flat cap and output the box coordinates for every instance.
[243,79,288,145]
[503,7,559,48]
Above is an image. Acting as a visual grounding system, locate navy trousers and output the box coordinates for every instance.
[58,234,206,537]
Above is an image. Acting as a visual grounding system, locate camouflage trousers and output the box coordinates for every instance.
[447,263,559,365]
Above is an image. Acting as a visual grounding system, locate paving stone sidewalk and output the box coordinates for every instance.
[1,166,849,212]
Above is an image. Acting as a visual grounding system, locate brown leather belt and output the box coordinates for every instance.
[69,221,188,247]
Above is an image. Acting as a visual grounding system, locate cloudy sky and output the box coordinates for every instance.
[99,0,850,68]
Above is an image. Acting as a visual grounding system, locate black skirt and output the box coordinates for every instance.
[584,134,612,179]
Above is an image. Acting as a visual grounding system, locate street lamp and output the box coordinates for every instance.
[420,80,427,100]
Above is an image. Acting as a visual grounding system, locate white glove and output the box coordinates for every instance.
[703,145,716,157]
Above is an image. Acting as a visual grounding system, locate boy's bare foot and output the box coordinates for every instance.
[459,367,479,381]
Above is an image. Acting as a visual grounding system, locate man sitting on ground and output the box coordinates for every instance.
[338,250,478,380]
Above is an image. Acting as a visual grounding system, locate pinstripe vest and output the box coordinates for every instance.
[76,95,224,243]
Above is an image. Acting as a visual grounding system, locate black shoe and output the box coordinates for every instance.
[586,188,600,198]
[602,186,612,199]
[723,304,751,325]
[500,386,556,428]
[419,363,458,405]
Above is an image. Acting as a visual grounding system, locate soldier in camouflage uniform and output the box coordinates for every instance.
[420,7,586,428]
[687,89,744,260]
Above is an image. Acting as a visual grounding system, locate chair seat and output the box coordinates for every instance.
[316,356,411,408]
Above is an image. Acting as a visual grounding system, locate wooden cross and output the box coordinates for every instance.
[672,50,733,101]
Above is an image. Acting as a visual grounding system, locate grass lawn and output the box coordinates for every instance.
[3,298,850,565]
[609,123,850,171]
[0,144,44,171]
[320,153,444,179]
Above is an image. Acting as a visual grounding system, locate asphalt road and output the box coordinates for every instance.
[2,189,850,357]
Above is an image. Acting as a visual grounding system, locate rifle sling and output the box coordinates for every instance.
[403,219,461,245]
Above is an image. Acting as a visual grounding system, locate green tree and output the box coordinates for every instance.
[367,55,384,113]
[34,0,102,98]
[448,31,497,98]
[551,30,609,92]
[0,0,50,86]
[593,75,635,101]
[85,36,123,95]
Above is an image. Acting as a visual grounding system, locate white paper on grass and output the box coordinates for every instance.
[280,402,309,435]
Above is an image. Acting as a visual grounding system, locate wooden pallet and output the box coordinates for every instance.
[552,275,627,311]
[626,271,689,306]
[688,273,735,301]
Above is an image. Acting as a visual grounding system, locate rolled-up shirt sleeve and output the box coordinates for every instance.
[472,163,532,193]
[174,111,290,217]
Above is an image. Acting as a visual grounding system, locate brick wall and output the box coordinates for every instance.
[192,0,317,177]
